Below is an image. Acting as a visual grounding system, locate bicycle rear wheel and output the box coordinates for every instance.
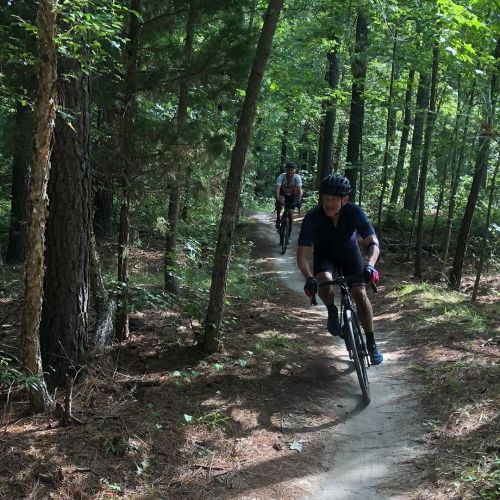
[280,217,289,254]
[344,309,370,405]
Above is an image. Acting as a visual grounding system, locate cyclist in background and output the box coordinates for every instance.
[296,173,383,365]
[275,161,303,229]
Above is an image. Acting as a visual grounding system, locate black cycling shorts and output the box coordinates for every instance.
[277,195,297,210]
[313,244,365,287]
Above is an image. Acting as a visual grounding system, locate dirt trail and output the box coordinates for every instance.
[249,211,426,499]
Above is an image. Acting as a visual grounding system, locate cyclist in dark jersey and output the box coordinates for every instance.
[297,174,383,365]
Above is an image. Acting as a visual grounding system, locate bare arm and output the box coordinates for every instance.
[297,245,313,278]
[275,185,281,201]
[362,234,380,266]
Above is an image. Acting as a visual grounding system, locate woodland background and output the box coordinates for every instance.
[0,0,498,497]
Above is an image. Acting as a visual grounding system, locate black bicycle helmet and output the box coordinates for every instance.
[285,161,295,170]
[319,174,351,196]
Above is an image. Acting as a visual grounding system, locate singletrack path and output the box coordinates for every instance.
[249,211,426,499]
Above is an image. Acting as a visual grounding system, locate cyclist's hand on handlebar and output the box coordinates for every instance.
[364,264,380,284]
[304,276,318,297]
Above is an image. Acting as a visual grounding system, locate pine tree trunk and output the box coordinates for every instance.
[116,0,141,340]
[403,72,429,211]
[40,54,92,388]
[21,0,57,413]
[345,10,368,200]
[415,44,439,277]
[390,68,415,205]
[441,81,475,273]
[449,39,498,289]
[165,2,196,294]
[333,122,345,171]
[93,171,114,239]
[471,157,499,302]
[318,36,340,180]
[377,34,397,230]
[279,107,290,166]
[201,0,284,353]
[430,155,448,245]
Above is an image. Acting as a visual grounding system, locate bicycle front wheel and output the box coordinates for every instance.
[344,309,371,405]
[280,217,289,254]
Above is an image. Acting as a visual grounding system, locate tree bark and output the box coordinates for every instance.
[279,107,290,166]
[441,81,475,273]
[390,68,415,205]
[403,72,429,211]
[449,40,499,289]
[165,1,196,295]
[332,121,345,171]
[415,44,439,277]
[116,0,141,340]
[93,171,114,239]
[201,0,284,353]
[377,34,397,230]
[430,154,448,245]
[40,53,92,388]
[318,35,340,181]
[345,10,368,201]
[471,157,499,302]
[21,0,57,412]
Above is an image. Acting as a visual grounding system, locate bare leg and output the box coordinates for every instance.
[316,272,334,306]
[350,285,373,333]
[276,206,282,228]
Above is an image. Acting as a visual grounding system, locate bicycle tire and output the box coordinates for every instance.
[344,309,371,405]
[280,217,289,254]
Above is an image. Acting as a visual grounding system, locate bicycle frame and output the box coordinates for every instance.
[311,276,371,404]
[278,203,295,254]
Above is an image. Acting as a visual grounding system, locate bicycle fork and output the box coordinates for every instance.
[342,306,371,368]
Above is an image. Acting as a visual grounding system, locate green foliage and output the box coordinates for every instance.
[254,333,293,357]
[0,198,10,246]
[183,410,228,429]
[112,281,172,314]
[0,356,44,392]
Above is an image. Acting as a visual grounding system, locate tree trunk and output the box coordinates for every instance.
[93,171,114,239]
[377,34,397,230]
[318,36,340,181]
[449,39,498,289]
[332,121,345,171]
[390,68,415,205]
[21,0,57,413]
[116,0,141,340]
[40,53,92,388]
[201,0,284,353]
[116,181,131,341]
[441,81,475,273]
[403,72,429,211]
[165,1,196,295]
[415,44,439,278]
[90,231,116,351]
[7,101,32,263]
[430,154,448,245]
[345,10,368,200]
[471,157,499,302]
[279,107,290,166]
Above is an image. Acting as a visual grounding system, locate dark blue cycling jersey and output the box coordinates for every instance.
[298,203,375,254]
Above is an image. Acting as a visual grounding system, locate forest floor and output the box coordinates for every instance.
[0,212,498,499]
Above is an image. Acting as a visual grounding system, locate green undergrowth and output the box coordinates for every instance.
[390,282,496,337]
[398,283,499,498]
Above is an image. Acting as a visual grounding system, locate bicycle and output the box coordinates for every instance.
[310,276,376,405]
[278,201,296,255]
